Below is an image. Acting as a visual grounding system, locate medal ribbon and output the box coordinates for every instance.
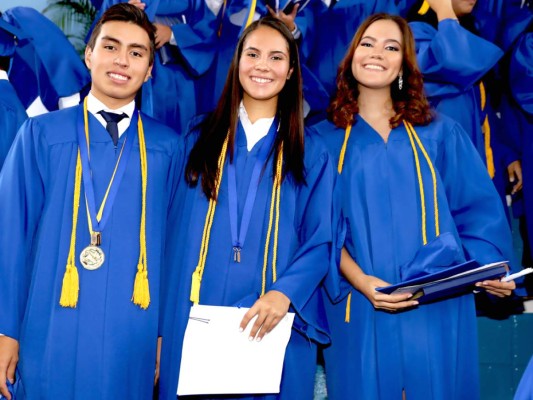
[60,97,150,309]
[227,120,277,262]
[77,99,136,235]
[190,132,284,305]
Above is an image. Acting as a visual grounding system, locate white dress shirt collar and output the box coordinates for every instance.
[0,70,9,81]
[239,101,275,152]
[87,92,135,137]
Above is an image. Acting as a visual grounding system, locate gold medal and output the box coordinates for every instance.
[80,232,104,270]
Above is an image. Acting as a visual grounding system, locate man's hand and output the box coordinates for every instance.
[0,336,19,400]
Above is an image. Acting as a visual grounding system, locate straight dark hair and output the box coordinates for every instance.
[87,3,156,66]
[185,17,306,200]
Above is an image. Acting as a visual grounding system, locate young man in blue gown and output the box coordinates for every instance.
[0,4,182,399]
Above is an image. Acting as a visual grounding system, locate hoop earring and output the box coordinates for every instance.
[398,74,403,90]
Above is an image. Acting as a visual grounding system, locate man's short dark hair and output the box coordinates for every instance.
[87,3,156,65]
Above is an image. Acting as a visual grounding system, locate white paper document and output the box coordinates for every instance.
[177,305,295,396]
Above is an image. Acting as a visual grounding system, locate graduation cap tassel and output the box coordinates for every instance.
[132,114,151,309]
[60,151,83,308]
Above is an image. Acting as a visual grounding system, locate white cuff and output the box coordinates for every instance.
[291,24,301,40]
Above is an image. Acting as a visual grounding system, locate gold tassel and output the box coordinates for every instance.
[59,264,80,308]
[345,292,352,323]
[132,265,150,309]
[190,268,202,304]
[131,113,151,309]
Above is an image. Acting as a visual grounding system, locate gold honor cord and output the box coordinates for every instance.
[479,82,495,178]
[190,136,229,305]
[190,136,284,305]
[418,0,430,15]
[403,120,440,242]
[60,99,150,309]
[132,114,150,309]
[60,152,82,307]
[337,121,441,322]
[261,145,283,296]
[245,0,257,28]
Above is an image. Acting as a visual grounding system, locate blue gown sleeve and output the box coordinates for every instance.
[168,1,219,76]
[0,81,28,169]
[438,118,516,269]
[4,7,90,111]
[510,32,533,115]
[269,137,335,340]
[411,19,503,98]
[0,119,46,340]
[307,121,351,303]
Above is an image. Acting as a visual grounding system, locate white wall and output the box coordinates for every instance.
[1,0,48,13]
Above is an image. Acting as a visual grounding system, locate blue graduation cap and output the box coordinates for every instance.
[0,17,25,57]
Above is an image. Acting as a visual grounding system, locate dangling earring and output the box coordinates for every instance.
[398,74,403,90]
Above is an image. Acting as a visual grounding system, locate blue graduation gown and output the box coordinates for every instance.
[506,31,533,276]
[158,123,335,399]
[94,0,218,132]
[0,80,27,169]
[306,0,399,95]
[0,104,183,399]
[410,19,503,165]
[312,114,514,400]
[3,7,90,111]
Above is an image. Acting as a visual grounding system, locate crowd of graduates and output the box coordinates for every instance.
[0,0,532,399]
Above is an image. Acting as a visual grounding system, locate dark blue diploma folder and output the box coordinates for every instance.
[377,260,509,304]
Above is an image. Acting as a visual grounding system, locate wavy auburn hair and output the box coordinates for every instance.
[328,13,433,129]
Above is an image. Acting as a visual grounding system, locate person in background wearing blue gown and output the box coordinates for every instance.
[311,13,516,400]
[405,0,524,203]
[158,16,334,400]
[306,0,399,97]
[2,6,90,116]
[0,4,182,399]
[0,16,27,170]
[94,0,219,133]
[500,18,533,296]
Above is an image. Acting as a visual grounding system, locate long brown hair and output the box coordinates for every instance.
[328,13,433,129]
[186,17,306,200]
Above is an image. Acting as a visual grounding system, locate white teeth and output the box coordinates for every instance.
[109,73,128,81]
[364,64,385,71]
[251,77,272,83]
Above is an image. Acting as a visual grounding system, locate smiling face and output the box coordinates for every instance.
[351,19,403,92]
[238,25,293,111]
[85,20,153,109]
